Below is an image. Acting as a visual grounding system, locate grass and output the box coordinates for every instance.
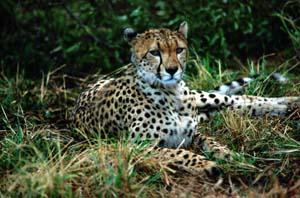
[1,56,300,197]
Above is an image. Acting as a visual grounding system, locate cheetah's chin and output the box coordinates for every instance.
[161,78,180,86]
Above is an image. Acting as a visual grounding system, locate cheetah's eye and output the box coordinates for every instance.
[176,48,185,54]
[149,50,161,57]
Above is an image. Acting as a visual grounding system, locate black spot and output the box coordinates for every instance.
[162,129,168,134]
[132,123,136,128]
[137,109,141,114]
[146,133,151,138]
[185,159,191,166]
[183,154,189,159]
[214,98,220,104]
[118,97,122,103]
[118,108,123,114]
[158,139,165,147]
[201,98,207,103]
[104,113,109,119]
[209,94,216,98]
[236,78,245,84]
[190,159,197,166]
[131,133,135,139]
[145,112,150,118]
[183,129,188,135]
[252,109,256,116]
[188,129,193,137]
[224,96,228,102]
[159,100,165,105]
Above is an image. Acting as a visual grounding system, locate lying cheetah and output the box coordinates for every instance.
[72,22,300,175]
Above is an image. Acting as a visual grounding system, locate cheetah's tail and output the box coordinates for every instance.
[210,73,288,95]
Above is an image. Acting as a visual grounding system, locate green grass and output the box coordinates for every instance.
[1,56,300,197]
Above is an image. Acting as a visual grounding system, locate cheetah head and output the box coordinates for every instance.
[124,22,188,86]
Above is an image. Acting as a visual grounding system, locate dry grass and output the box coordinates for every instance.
[1,57,300,197]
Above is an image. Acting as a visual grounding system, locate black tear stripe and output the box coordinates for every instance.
[156,60,162,80]
[156,42,162,79]
[142,52,148,59]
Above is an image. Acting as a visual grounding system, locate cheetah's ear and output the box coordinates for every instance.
[123,28,137,43]
[178,21,188,39]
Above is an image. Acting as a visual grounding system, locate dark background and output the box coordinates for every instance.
[1,0,299,78]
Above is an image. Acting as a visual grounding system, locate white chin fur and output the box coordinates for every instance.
[161,72,181,86]
[161,79,179,86]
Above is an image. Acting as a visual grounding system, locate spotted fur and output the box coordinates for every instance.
[72,22,300,175]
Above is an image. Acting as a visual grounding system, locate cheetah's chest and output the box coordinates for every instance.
[165,113,197,148]
[140,85,198,148]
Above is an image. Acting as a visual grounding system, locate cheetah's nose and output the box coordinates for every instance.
[166,66,178,76]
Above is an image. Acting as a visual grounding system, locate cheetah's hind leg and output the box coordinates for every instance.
[192,132,242,161]
[151,147,220,176]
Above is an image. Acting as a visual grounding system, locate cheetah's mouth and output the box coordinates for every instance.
[160,72,182,86]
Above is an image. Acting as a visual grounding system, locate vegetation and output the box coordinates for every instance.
[1,0,300,197]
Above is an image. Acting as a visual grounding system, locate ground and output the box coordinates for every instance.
[1,56,300,197]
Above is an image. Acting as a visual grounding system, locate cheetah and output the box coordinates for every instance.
[72,21,300,175]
